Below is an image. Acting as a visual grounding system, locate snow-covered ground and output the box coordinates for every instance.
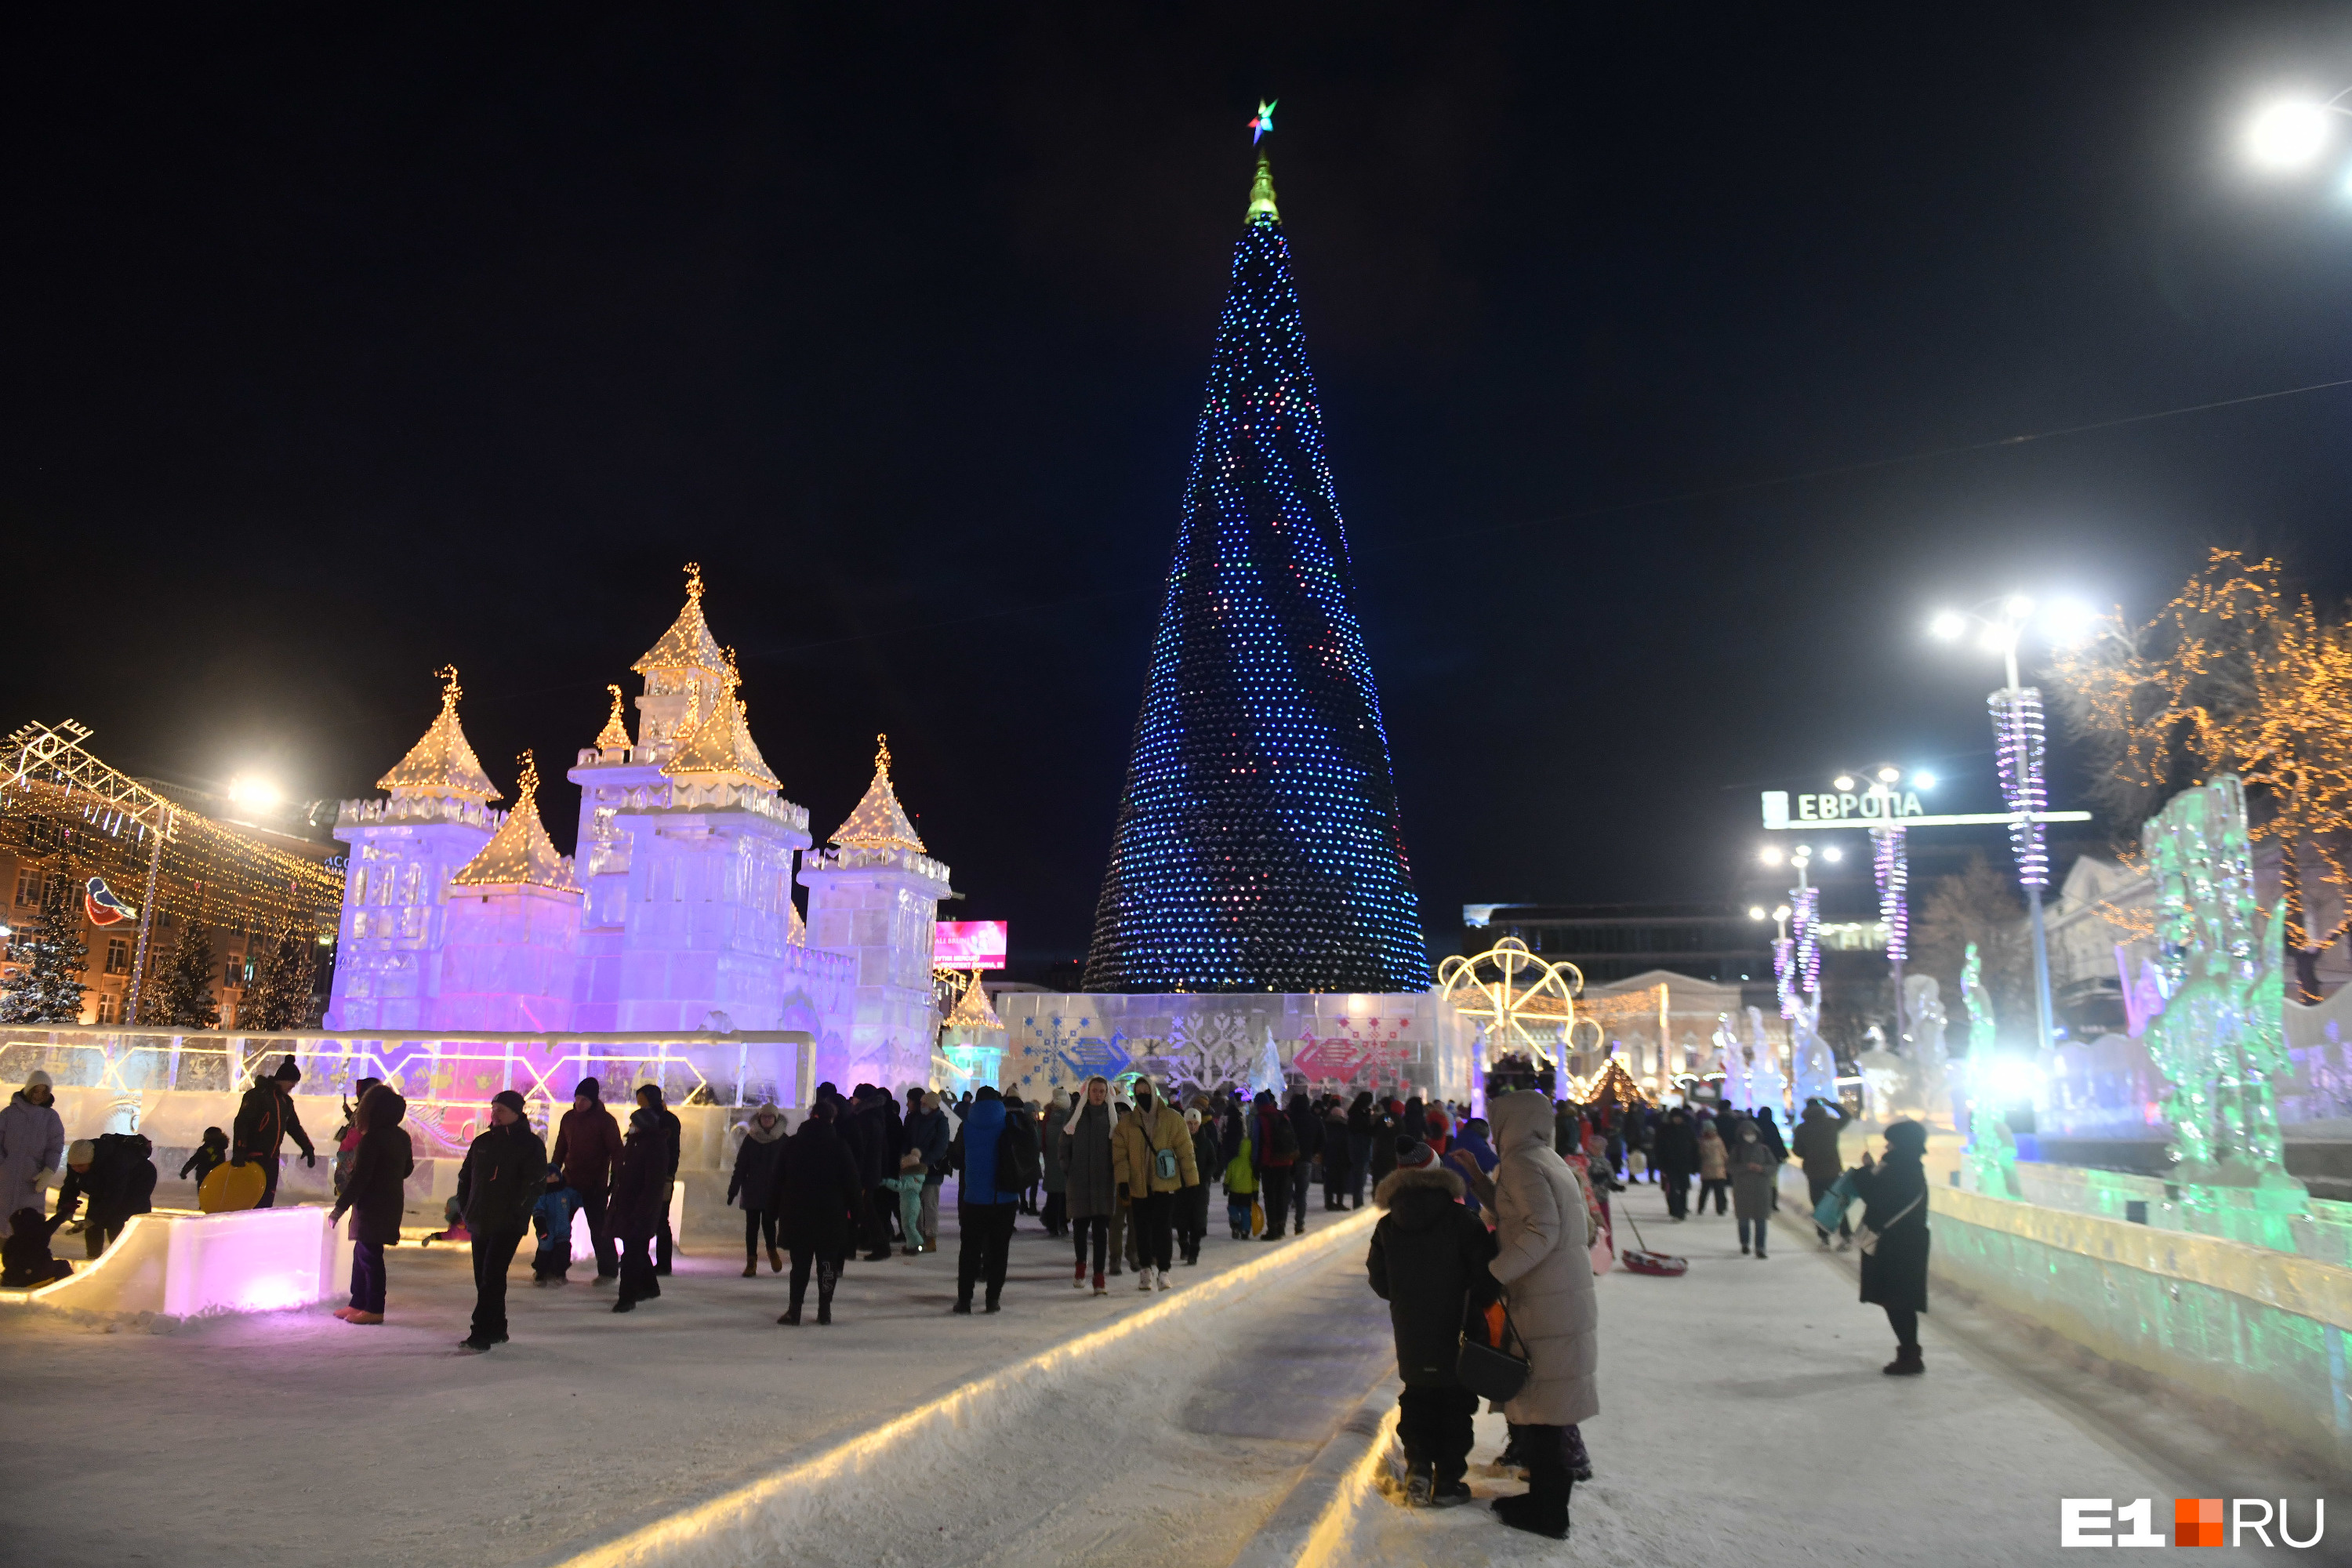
[0,1197,1385,1568]
[1334,1180,2337,1566]
[5,1178,2339,1567]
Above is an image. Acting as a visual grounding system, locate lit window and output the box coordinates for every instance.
[105,938,129,975]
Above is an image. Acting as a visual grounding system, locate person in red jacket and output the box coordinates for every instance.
[553,1077,623,1282]
[1250,1091,1298,1240]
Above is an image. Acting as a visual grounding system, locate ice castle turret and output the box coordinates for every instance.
[800,738,953,1088]
[327,666,508,1030]
[436,750,580,1030]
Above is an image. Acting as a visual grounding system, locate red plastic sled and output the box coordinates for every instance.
[1621,1249,1689,1276]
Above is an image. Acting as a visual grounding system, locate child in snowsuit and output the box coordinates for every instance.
[532,1171,583,1283]
[1223,1126,1258,1239]
[1367,1140,1498,1506]
[180,1127,229,1190]
[3,1206,74,1286]
[422,1195,471,1245]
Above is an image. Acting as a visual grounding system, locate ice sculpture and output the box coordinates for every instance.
[2140,775,2303,1207]
[1960,942,2018,1196]
[1904,973,1952,1128]
[1746,1005,1788,1116]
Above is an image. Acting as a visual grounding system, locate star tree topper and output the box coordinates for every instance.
[1249,98,1276,143]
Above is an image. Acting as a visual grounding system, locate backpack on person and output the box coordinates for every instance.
[994,1115,1039,1194]
[1268,1112,1299,1162]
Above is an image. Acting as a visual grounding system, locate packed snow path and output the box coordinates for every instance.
[1335,1179,2332,1566]
[0,1202,1390,1568]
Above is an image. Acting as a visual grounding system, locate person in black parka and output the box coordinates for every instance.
[728,1105,789,1276]
[1653,1107,1700,1220]
[608,1106,671,1313]
[1849,1118,1932,1374]
[633,1084,683,1275]
[1368,1142,1499,1506]
[56,1131,158,1258]
[454,1091,547,1350]
[328,1087,412,1323]
[769,1098,866,1325]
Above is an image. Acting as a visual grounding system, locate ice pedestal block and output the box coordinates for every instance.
[0,1206,346,1316]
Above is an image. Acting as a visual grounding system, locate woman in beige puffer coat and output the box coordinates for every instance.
[1484,1091,1596,1541]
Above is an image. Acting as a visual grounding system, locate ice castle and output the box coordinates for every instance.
[324,566,953,1091]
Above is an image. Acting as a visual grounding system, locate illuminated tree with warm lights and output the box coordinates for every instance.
[0,872,88,1025]
[2050,550,2352,998]
[154,917,221,1030]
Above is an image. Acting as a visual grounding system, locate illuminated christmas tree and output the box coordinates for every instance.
[1083,149,1428,994]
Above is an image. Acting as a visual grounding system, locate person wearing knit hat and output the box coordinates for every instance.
[1392,1138,1437,1172]
[554,1076,624,1282]
[230,1055,316,1209]
[453,1091,548,1352]
[2,1071,67,1218]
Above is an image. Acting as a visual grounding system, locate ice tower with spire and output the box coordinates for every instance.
[800,737,955,1089]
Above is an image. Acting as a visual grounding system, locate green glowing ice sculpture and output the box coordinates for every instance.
[1959,942,2017,1197]
[2140,775,2305,1213]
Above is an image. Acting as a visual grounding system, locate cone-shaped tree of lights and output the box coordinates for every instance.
[1083,151,1429,994]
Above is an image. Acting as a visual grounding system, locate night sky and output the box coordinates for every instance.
[10,6,2352,978]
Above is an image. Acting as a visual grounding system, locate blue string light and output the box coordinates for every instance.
[1083,154,1429,994]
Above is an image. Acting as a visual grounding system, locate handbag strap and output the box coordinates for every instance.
[1879,1192,1924,1229]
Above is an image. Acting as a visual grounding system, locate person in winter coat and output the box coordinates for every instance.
[453,1091,547,1351]
[1850,1119,1933,1374]
[1058,1076,1119,1292]
[1695,1121,1730,1215]
[728,1104,788,1276]
[531,1171,583,1283]
[1038,1087,1071,1239]
[5,1205,74,1286]
[1447,1117,1501,1221]
[1752,1105,1788,1163]
[1729,1121,1781,1258]
[1320,1098,1352,1210]
[896,1090,953,1254]
[1368,1098,1400,1188]
[633,1084,683,1274]
[608,1106,670,1313]
[853,1085,904,1258]
[554,1077,624,1280]
[1482,1091,1599,1542]
[1251,1091,1299,1240]
[1653,1107,1698,1218]
[770,1097,866,1324]
[1178,1105,1220,1265]
[1400,1095,1428,1146]
[1791,1098,1850,1246]
[55,1131,158,1257]
[230,1055,316,1208]
[1282,1091,1323,1235]
[328,1086,412,1322]
[1111,1077,1200,1291]
[1222,1117,1259,1239]
[949,1085,1025,1313]
[1370,1140,1500,1508]
[180,1126,230,1191]
[1345,1091,1376,1209]
[330,1077,381,1198]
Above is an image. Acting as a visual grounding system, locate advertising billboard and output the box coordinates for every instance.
[934,920,1008,970]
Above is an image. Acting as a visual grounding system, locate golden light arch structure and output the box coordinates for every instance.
[1438,935,1584,1080]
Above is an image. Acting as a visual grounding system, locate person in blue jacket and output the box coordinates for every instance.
[949,1086,1030,1314]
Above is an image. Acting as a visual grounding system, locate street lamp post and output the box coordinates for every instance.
[1928,594,2092,1057]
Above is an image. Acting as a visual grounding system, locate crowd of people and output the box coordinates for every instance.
[3,1060,1933,1539]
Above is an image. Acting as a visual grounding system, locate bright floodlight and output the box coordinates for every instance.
[2043,597,2098,647]
[2002,593,2034,620]
[1928,610,1967,641]
[1773,904,1792,920]
[1760,845,1784,866]
[1913,769,1938,790]
[1875,765,1900,783]
[1977,625,2013,654]
[1831,773,1855,791]
[1748,906,1768,921]
[2247,100,2332,169]
[227,776,281,811]
[1821,845,1844,863]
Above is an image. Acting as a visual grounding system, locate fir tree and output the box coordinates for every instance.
[1084,151,1428,993]
[154,917,221,1030]
[241,922,316,1032]
[0,869,89,1025]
